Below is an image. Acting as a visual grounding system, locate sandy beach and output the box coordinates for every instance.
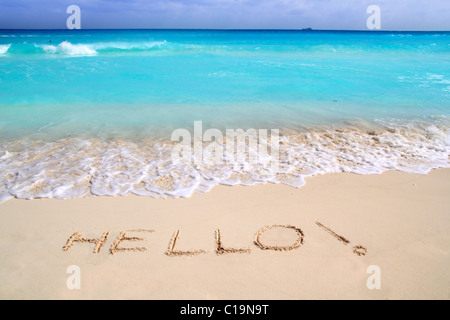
[0,168,449,300]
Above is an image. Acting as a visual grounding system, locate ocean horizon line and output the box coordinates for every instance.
[1,28,450,33]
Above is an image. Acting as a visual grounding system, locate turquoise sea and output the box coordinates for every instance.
[0,30,449,201]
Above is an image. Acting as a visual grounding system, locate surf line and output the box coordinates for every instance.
[63,224,366,256]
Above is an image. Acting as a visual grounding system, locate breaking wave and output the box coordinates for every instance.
[38,41,97,56]
[0,44,11,55]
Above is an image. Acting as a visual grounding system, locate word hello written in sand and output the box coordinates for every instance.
[63,223,367,256]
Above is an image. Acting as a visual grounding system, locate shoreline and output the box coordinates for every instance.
[1,120,449,202]
[0,168,449,299]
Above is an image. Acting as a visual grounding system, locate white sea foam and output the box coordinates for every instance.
[0,121,449,203]
[39,41,97,56]
[0,44,11,55]
[91,40,168,51]
[35,40,171,56]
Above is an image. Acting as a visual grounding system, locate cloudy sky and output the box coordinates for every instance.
[0,0,449,30]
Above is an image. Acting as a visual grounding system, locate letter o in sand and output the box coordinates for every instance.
[254,225,304,251]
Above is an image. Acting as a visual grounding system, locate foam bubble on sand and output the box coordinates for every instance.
[0,122,449,203]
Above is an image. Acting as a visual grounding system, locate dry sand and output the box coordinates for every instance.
[0,169,449,300]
